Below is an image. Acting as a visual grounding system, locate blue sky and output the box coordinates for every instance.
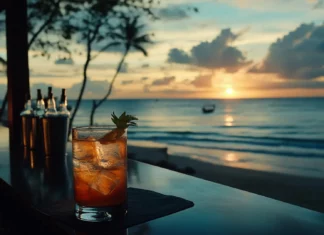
[1,0,324,99]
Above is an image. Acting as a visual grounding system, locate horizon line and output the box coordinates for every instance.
[75,96,324,100]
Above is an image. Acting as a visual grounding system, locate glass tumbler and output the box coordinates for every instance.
[72,126,127,222]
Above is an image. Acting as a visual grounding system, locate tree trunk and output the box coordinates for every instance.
[89,100,96,125]
[68,39,91,137]
[6,0,30,147]
[89,47,129,125]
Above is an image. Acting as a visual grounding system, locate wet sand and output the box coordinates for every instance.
[128,145,324,213]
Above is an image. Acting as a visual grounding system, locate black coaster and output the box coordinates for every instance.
[41,188,194,233]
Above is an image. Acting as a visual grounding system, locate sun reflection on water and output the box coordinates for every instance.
[225,153,238,162]
[225,115,234,126]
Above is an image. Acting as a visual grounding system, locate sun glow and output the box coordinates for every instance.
[225,115,234,126]
[225,153,238,162]
[226,87,234,95]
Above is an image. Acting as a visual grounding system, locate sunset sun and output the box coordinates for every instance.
[226,87,234,95]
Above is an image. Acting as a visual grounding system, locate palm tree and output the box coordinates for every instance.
[89,16,152,125]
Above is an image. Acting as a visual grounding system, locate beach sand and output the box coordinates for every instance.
[128,145,324,213]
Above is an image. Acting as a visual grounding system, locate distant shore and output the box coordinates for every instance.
[128,145,324,213]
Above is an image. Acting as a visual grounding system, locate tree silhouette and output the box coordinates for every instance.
[67,0,158,136]
[89,15,152,125]
[66,0,120,137]
[0,0,158,130]
[0,0,75,120]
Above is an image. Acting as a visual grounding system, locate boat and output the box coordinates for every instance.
[202,104,215,114]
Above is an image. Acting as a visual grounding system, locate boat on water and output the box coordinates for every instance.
[202,104,215,114]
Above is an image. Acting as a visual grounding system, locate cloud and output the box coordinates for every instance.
[167,48,192,64]
[143,84,150,93]
[91,42,154,54]
[30,80,111,99]
[151,76,176,86]
[121,79,134,85]
[160,88,197,96]
[262,80,324,89]
[90,63,116,70]
[89,28,154,54]
[181,78,192,85]
[121,77,150,86]
[68,79,110,99]
[158,7,189,20]
[218,0,316,11]
[313,0,324,9]
[167,29,251,72]
[141,63,150,68]
[30,83,62,98]
[191,74,213,88]
[89,63,128,72]
[54,58,74,65]
[30,72,74,78]
[250,23,324,80]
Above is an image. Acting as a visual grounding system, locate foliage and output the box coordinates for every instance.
[89,14,152,125]
[111,111,138,129]
[67,0,159,136]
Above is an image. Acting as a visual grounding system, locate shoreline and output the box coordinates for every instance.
[128,145,324,213]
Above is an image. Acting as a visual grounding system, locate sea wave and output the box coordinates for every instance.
[215,125,298,129]
[148,139,324,158]
[128,130,324,147]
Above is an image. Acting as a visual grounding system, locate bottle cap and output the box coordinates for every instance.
[60,89,66,103]
[37,89,42,100]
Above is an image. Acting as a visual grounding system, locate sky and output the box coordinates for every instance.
[1,0,324,99]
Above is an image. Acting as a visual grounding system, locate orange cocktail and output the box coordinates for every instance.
[72,126,127,222]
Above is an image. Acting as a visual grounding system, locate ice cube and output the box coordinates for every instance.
[73,139,97,161]
[73,159,99,184]
[95,141,124,169]
[73,159,98,172]
[117,137,127,160]
[90,170,120,195]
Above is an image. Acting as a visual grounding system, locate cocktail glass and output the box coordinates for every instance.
[72,126,127,222]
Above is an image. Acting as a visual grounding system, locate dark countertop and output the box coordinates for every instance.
[0,134,323,234]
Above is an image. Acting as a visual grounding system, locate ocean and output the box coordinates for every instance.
[71,98,324,178]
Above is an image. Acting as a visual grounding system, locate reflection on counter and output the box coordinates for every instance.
[10,147,73,206]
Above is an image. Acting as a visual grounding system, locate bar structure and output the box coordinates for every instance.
[5,0,30,147]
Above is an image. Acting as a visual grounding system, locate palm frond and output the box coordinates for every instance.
[133,34,152,44]
[132,44,148,56]
[111,112,138,129]
[108,32,125,40]
[135,24,146,31]
[130,15,140,28]
[101,41,122,50]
